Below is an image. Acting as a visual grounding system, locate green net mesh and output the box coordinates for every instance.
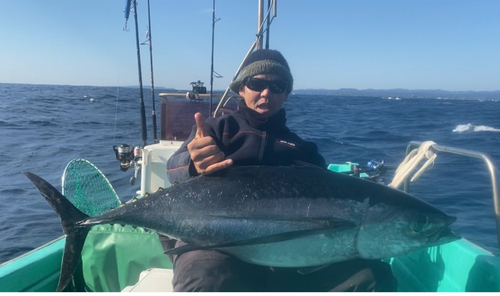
[62,158,121,216]
[60,159,171,291]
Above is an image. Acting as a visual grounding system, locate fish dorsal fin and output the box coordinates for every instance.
[164,218,354,256]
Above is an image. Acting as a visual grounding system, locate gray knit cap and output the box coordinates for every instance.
[230,49,293,94]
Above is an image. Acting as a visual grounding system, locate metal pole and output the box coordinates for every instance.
[404,141,500,249]
[265,0,270,49]
[257,0,264,49]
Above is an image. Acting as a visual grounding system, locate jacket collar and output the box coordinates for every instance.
[238,103,289,133]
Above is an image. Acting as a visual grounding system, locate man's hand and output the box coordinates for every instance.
[187,112,233,175]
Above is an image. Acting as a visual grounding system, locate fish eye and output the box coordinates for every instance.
[412,213,430,233]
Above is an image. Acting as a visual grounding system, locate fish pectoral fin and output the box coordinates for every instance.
[297,263,333,275]
[164,220,355,256]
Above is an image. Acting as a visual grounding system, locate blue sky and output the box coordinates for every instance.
[1,0,499,91]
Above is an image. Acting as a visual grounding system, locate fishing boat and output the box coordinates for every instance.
[1,0,499,292]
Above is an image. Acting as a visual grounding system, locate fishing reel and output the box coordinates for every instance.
[113,144,140,171]
[113,144,142,185]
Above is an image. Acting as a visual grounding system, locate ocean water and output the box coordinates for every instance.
[0,83,499,264]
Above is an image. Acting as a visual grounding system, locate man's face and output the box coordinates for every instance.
[239,74,288,117]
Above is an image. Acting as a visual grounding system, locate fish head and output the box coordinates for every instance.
[356,202,460,260]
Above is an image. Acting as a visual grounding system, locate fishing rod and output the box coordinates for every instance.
[128,0,148,147]
[124,0,132,30]
[141,0,158,143]
[113,0,147,181]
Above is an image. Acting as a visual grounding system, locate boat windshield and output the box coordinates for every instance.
[160,97,239,141]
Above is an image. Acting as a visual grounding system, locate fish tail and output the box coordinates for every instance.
[23,171,91,292]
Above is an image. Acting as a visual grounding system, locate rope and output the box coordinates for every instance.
[389,141,438,189]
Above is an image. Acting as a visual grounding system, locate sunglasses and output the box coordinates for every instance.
[244,78,288,94]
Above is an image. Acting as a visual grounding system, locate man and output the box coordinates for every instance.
[167,49,325,183]
[164,49,397,292]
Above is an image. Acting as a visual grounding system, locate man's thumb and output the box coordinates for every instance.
[194,112,207,138]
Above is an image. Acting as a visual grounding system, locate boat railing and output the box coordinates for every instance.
[404,141,500,249]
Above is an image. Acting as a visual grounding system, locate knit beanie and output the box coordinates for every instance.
[230,49,293,94]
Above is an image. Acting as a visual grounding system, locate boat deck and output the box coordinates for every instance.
[122,269,173,292]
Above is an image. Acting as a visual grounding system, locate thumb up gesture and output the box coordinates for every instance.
[187,112,233,175]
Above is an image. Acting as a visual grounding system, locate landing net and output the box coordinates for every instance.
[62,158,121,216]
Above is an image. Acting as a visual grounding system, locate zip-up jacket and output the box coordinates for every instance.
[166,106,326,184]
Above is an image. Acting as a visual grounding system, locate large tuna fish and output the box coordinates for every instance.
[24,165,459,291]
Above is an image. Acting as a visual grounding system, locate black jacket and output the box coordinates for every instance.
[166,107,326,183]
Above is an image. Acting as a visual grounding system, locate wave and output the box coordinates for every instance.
[25,120,59,127]
[0,121,20,128]
[99,94,116,100]
[0,188,27,195]
[453,123,500,133]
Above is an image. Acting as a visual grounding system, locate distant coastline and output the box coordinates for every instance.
[1,82,499,100]
[113,85,500,100]
[292,88,500,101]
[127,85,500,100]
